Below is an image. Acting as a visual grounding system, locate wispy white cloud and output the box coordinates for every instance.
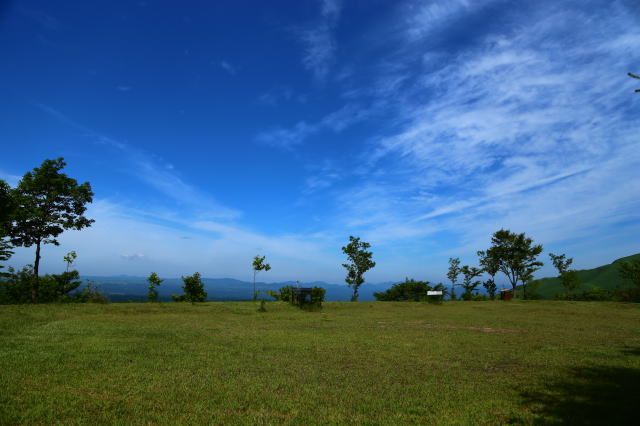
[299,0,342,81]
[220,60,236,76]
[320,1,640,275]
[6,199,344,281]
[404,0,491,40]
[256,102,373,149]
[302,160,342,194]
[121,253,145,262]
[32,102,239,219]
[258,86,307,106]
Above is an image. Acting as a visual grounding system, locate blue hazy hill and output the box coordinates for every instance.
[81,276,394,302]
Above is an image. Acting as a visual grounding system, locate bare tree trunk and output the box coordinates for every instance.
[253,270,256,301]
[32,240,41,303]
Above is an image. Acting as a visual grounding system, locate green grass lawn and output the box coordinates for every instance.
[1,301,639,425]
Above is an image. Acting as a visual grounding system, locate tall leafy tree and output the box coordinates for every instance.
[9,158,94,301]
[147,272,163,302]
[487,229,543,299]
[252,255,271,301]
[477,249,500,295]
[341,236,376,302]
[460,265,483,300]
[483,279,497,300]
[549,253,581,297]
[447,257,461,300]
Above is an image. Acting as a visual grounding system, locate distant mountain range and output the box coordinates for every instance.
[81,275,395,302]
[82,252,639,302]
[530,253,640,298]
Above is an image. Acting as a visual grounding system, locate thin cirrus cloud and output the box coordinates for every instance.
[256,102,373,149]
[31,101,239,220]
[220,60,237,76]
[265,0,640,272]
[345,1,640,258]
[5,0,639,282]
[298,0,341,82]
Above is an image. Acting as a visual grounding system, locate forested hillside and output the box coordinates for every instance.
[531,253,640,298]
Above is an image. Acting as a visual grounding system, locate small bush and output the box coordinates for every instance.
[374,278,431,301]
[615,287,640,302]
[579,287,612,301]
[311,286,326,306]
[278,285,293,302]
[0,266,84,304]
[173,272,207,303]
[74,282,109,304]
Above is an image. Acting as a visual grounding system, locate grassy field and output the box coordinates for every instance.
[1,301,639,425]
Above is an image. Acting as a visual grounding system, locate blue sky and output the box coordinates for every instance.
[1,0,639,283]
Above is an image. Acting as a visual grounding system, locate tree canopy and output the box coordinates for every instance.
[341,236,376,302]
[447,257,461,299]
[9,158,94,301]
[460,265,483,300]
[147,272,163,302]
[173,272,207,303]
[550,253,581,296]
[252,255,271,300]
[486,229,543,299]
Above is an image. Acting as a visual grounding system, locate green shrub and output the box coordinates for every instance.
[278,285,293,302]
[0,266,84,304]
[580,287,611,301]
[615,287,640,302]
[172,272,207,303]
[0,266,32,304]
[311,286,326,306]
[74,282,109,304]
[374,278,431,301]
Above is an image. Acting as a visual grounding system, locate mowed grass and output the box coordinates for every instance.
[1,301,639,425]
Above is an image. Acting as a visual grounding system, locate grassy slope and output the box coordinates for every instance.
[531,253,640,298]
[1,302,639,424]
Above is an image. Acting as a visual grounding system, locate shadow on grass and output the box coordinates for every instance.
[522,355,640,424]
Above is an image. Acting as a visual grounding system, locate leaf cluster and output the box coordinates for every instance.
[341,236,376,301]
[8,158,94,248]
[487,229,543,290]
[374,278,432,301]
[173,272,207,303]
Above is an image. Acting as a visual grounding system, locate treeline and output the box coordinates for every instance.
[371,230,640,302]
[2,158,639,305]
